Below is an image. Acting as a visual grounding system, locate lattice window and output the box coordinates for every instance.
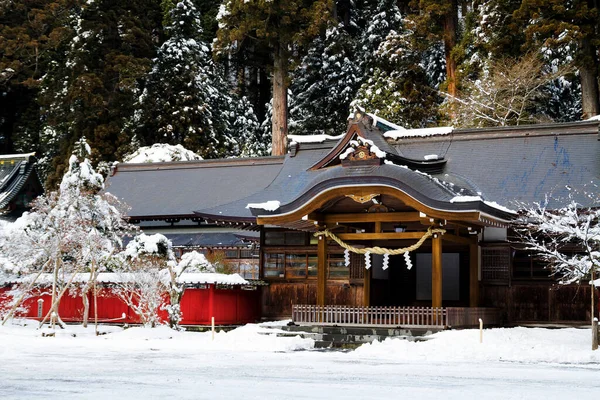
[349,253,365,280]
[481,246,510,283]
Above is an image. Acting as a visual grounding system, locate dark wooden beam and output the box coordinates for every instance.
[442,233,475,245]
[337,232,425,241]
[317,234,327,306]
[364,266,371,307]
[470,242,479,307]
[321,212,421,224]
[432,235,443,308]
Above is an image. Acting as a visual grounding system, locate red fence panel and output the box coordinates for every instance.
[1,284,262,326]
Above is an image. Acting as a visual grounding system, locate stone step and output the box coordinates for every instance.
[314,340,362,350]
[280,324,439,337]
[263,325,436,349]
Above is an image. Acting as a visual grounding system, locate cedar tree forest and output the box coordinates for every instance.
[1,0,598,187]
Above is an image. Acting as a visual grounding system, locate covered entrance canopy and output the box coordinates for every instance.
[250,113,514,311]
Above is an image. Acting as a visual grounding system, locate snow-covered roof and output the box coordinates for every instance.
[287,134,344,144]
[246,200,281,211]
[364,111,405,131]
[178,272,248,285]
[384,127,453,140]
[0,152,36,160]
[450,195,517,214]
[1,272,250,286]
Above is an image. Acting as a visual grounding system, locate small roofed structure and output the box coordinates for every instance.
[0,153,44,221]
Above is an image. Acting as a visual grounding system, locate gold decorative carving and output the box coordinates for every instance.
[347,145,377,162]
[346,193,380,204]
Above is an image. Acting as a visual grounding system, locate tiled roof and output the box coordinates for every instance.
[105,156,285,219]
[0,153,40,210]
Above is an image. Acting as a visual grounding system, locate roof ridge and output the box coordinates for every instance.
[115,155,285,172]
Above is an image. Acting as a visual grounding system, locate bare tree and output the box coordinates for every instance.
[515,187,600,349]
[449,53,571,127]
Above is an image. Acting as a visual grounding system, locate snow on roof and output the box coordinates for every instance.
[365,112,405,131]
[246,200,281,211]
[123,143,202,163]
[1,272,249,286]
[0,152,35,160]
[178,272,248,285]
[451,195,517,214]
[287,134,344,144]
[585,115,600,121]
[384,126,453,140]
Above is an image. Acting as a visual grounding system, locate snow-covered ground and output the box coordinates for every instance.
[0,321,599,399]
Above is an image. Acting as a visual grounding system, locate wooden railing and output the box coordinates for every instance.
[292,305,502,329]
[292,305,447,328]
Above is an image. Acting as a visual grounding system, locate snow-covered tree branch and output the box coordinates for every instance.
[515,186,599,349]
[515,189,599,285]
[0,138,136,330]
[164,251,214,330]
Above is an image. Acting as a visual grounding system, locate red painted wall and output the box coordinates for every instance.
[0,285,261,326]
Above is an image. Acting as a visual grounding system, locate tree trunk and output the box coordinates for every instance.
[82,286,90,328]
[50,258,59,329]
[271,42,288,156]
[580,36,600,119]
[443,0,458,98]
[94,279,98,335]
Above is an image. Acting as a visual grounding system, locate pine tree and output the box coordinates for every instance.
[134,0,261,158]
[352,2,441,127]
[290,23,361,135]
[408,0,461,97]
[215,0,334,155]
[515,0,600,119]
[38,0,162,187]
[0,0,75,155]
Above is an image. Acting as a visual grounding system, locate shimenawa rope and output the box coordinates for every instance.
[313,226,446,255]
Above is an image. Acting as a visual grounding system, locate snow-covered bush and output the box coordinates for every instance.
[114,233,175,328]
[0,138,136,329]
[123,143,203,163]
[163,250,213,329]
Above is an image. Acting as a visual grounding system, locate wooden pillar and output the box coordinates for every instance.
[431,234,443,308]
[317,234,327,306]
[363,265,371,307]
[469,241,479,307]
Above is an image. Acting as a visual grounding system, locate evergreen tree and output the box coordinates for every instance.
[350,1,442,127]
[38,0,162,187]
[407,0,461,97]
[353,26,442,128]
[134,0,262,158]
[290,23,361,135]
[515,0,600,119]
[0,0,75,155]
[215,0,333,156]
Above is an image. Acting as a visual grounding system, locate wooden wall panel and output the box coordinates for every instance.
[481,283,592,323]
[262,281,364,318]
